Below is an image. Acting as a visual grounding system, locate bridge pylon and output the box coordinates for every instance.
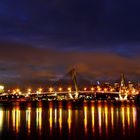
[71,68,79,99]
[119,73,127,100]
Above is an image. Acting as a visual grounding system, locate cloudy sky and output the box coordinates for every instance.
[0,0,140,86]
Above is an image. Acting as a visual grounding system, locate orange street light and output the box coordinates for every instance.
[27,88,32,94]
[91,87,94,91]
[49,87,53,92]
[12,90,16,94]
[84,87,87,91]
[68,87,71,92]
[97,87,101,92]
[104,88,107,92]
[39,88,43,92]
[16,88,20,93]
[59,87,62,92]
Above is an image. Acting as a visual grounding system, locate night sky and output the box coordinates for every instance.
[0,0,140,86]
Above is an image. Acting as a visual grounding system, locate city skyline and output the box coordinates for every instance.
[0,0,140,86]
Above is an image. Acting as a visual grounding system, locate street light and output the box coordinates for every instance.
[16,88,21,94]
[49,87,53,92]
[39,88,43,92]
[37,88,43,94]
[16,88,20,93]
[0,85,4,90]
[27,88,32,94]
[97,87,101,92]
[59,87,62,92]
[12,90,16,94]
[91,87,94,91]
[0,85,4,93]
[104,88,107,92]
[68,87,71,92]
[84,87,87,91]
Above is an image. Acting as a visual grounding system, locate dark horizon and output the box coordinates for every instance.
[3,69,139,90]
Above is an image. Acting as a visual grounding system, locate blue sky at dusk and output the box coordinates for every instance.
[0,0,140,86]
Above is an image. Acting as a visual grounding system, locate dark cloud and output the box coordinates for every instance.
[0,41,139,87]
[0,0,140,46]
[0,1,140,86]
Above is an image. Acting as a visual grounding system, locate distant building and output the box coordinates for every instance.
[0,85,4,93]
[114,82,119,88]
[128,81,134,90]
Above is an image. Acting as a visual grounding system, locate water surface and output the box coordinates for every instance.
[0,101,139,140]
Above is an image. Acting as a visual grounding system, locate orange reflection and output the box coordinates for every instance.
[16,107,20,134]
[0,110,3,133]
[132,107,136,129]
[26,107,31,135]
[12,107,20,133]
[98,106,102,135]
[59,108,62,134]
[12,109,16,131]
[121,107,125,135]
[54,109,57,126]
[49,107,53,135]
[84,105,87,135]
[75,110,78,123]
[6,110,10,128]
[127,107,130,130]
[68,105,72,134]
[116,108,119,124]
[91,106,95,134]
[36,108,42,135]
[105,106,108,136]
[111,107,114,131]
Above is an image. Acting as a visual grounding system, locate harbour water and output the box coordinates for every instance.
[0,101,139,140]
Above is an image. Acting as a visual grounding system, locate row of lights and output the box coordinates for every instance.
[121,89,139,95]
[11,87,116,94]
[11,87,139,95]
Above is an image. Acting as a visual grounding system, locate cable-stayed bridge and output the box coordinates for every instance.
[25,69,128,101]
[1,69,138,101]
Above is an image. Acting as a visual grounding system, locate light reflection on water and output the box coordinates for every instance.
[98,105,102,135]
[91,105,95,134]
[26,107,31,134]
[67,103,72,134]
[49,105,53,135]
[36,107,42,135]
[84,105,87,135]
[0,110,3,133]
[12,107,20,134]
[0,102,139,140]
[59,104,62,134]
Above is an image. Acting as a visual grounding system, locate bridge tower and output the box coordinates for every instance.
[119,73,127,100]
[71,68,79,99]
